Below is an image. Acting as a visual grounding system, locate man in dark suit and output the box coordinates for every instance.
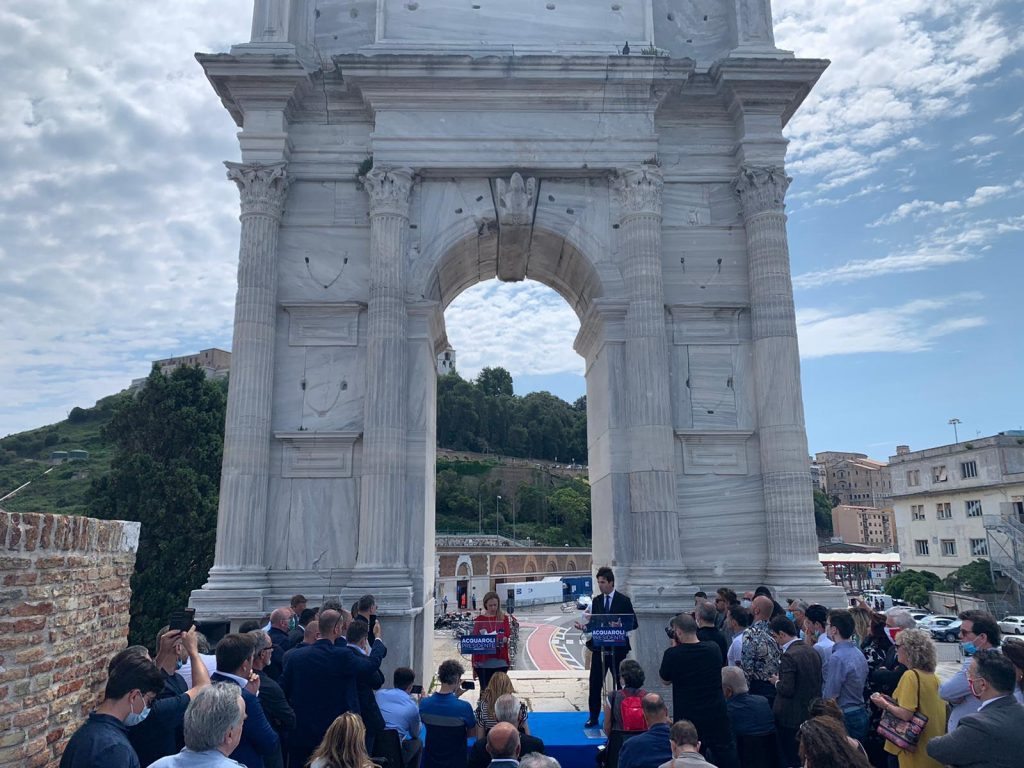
[346,619,388,753]
[281,609,387,768]
[249,630,295,768]
[926,650,1024,768]
[578,566,638,727]
[210,633,280,768]
[768,616,822,767]
[264,608,293,681]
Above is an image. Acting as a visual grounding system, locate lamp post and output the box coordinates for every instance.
[948,418,961,444]
[496,495,502,538]
[478,489,482,534]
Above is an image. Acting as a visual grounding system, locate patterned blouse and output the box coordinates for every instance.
[740,620,781,681]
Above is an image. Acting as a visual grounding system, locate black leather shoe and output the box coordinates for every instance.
[584,718,599,728]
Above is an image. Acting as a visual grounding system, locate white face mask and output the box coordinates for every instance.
[740,599,752,608]
[125,692,150,727]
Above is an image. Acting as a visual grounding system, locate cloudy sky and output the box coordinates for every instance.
[1,1,1021,459]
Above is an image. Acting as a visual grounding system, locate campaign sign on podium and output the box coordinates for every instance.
[587,613,635,647]
[460,635,499,655]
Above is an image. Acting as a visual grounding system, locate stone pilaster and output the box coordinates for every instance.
[614,166,682,573]
[210,162,289,585]
[356,166,415,575]
[733,165,821,584]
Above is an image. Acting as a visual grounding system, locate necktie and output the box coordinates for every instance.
[605,595,611,613]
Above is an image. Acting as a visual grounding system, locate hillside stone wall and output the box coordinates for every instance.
[0,510,140,768]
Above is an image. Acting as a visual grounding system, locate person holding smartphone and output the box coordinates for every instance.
[375,667,423,768]
[472,591,512,690]
[420,659,479,768]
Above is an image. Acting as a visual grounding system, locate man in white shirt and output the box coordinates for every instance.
[803,604,833,671]
[726,606,751,667]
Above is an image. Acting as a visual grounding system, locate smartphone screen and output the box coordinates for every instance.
[168,608,195,632]
[461,680,475,690]
[410,685,423,695]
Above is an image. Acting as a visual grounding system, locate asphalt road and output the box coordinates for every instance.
[513,605,589,671]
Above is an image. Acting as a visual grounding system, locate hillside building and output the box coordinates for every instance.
[832,505,897,550]
[130,348,231,390]
[437,346,456,375]
[814,451,892,508]
[890,433,1024,580]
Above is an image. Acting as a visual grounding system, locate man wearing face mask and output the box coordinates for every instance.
[820,609,869,741]
[60,654,167,767]
[926,649,1024,767]
[868,609,914,696]
[940,610,1024,729]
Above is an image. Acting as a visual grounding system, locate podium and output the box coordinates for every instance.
[583,612,635,728]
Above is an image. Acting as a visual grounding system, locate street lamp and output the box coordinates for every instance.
[948,418,961,444]
[495,495,502,538]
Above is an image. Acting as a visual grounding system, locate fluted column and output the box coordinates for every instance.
[357,167,415,571]
[734,165,820,579]
[211,162,289,580]
[614,167,682,570]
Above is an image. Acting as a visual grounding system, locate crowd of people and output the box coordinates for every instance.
[608,587,1024,768]
[58,582,1024,768]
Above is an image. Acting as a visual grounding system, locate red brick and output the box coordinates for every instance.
[3,572,38,586]
[46,728,63,745]
[23,516,40,552]
[12,706,47,728]
[7,513,21,550]
[34,556,66,569]
[10,602,54,617]
[13,617,46,633]
[0,557,31,570]
[39,515,54,550]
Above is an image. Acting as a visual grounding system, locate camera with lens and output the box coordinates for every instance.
[664,625,675,639]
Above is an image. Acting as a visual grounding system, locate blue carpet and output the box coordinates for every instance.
[527,712,605,768]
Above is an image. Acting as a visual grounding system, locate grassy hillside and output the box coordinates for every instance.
[0,394,124,516]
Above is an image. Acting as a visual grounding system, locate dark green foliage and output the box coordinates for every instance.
[813,489,834,537]
[436,368,586,463]
[945,559,994,593]
[88,366,226,647]
[884,569,943,605]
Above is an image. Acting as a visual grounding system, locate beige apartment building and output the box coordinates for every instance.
[832,505,898,550]
[814,451,893,508]
[890,433,1024,579]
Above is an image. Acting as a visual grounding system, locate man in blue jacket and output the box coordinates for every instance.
[281,609,387,768]
[617,694,673,768]
[210,633,280,768]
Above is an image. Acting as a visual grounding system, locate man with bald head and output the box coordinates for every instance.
[265,607,294,680]
[281,609,387,768]
[740,596,781,704]
[616,694,674,768]
[486,722,521,767]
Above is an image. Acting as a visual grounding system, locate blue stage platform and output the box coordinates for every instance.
[527,712,605,768]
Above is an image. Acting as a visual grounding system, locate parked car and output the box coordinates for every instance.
[575,594,592,610]
[919,615,958,630]
[998,615,1024,635]
[931,620,962,643]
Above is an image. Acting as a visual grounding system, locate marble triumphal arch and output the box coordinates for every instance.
[191,0,843,677]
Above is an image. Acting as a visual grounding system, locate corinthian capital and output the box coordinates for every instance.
[615,166,664,218]
[733,165,791,218]
[362,166,415,217]
[226,162,290,219]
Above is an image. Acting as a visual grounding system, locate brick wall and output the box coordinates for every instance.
[0,511,140,768]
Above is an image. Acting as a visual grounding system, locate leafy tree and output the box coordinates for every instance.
[475,367,514,398]
[945,559,994,593]
[89,365,226,647]
[813,490,834,537]
[884,569,942,602]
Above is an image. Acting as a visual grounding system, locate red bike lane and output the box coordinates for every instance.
[520,621,571,671]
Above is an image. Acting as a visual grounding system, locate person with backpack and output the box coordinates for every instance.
[603,660,648,736]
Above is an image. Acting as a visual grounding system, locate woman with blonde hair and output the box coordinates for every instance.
[475,670,529,733]
[869,628,946,768]
[309,712,380,768]
[472,591,512,690]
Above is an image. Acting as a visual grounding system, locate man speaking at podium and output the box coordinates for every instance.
[579,566,638,727]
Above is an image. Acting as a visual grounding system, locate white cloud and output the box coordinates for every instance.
[797,294,986,359]
[775,0,1022,192]
[870,181,1024,226]
[0,1,251,436]
[968,134,997,146]
[443,280,583,381]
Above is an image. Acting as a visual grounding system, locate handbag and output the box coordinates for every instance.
[876,670,929,752]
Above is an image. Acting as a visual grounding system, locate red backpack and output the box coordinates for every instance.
[619,688,647,731]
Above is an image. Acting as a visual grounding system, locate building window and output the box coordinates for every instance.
[906,470,921,487]
[970,538,989,556]
[915,540,930,556]
[912,505,926,521]
[932,465,948,483]
[961,460,978,479]
[936,502,952,520]
[941,539,957,556]
[965,500,983,518]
